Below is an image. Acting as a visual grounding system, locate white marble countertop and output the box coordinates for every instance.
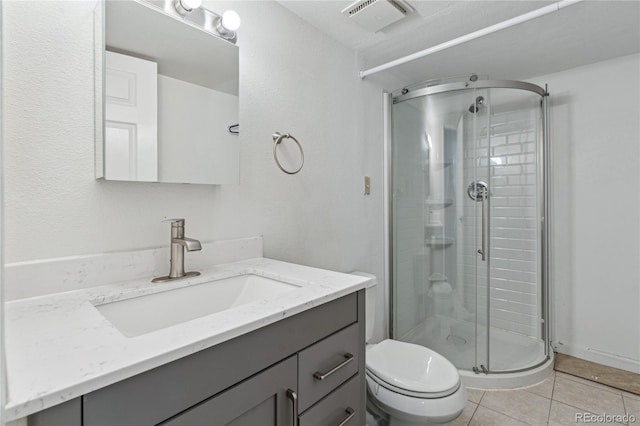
[4,257,372,421]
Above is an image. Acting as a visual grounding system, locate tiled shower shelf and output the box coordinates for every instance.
[425,236,455,247]
[425,198,454,208]
[422,161,453,172]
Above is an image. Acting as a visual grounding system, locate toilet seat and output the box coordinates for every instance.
[366,368,460,399]
[366,340,460,398]
[365,373,467,424]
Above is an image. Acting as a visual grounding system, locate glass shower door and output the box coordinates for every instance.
[391,87,491,373]
[466,90,491,373]
[485,88,545,372]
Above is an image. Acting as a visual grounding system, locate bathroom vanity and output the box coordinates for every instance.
[4,239,371,425]
[29,291,364,425]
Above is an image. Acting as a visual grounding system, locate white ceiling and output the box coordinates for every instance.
[278,1,640,85]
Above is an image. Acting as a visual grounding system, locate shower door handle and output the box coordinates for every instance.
[478,188,488,261]
[467,181,489,261]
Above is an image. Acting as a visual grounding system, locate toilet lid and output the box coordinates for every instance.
[366,339,459,395]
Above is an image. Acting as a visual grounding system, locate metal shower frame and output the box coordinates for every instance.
[383,79,551,375]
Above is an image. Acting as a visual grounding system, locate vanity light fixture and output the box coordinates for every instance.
[151,0,240,44]
[213,10,241,41]
[174,0,202,16]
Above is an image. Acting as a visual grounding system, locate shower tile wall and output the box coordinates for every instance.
[462,107,540,338]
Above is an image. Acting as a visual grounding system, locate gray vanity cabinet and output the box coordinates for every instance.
[27,290,365,426]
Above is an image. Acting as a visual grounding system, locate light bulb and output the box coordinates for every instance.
[221,10,241,31]
[181,0,202,10]
[175,0,201,15]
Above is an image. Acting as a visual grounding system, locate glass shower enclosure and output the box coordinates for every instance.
[388,78,551,383]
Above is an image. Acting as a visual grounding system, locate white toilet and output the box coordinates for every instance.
[354,272,467,426]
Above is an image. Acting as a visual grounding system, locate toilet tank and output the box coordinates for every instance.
[350,271,378,343]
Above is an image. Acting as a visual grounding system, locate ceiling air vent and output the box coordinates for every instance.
[342,0,412,32]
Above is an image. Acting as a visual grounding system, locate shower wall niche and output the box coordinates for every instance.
[389,79,551,384]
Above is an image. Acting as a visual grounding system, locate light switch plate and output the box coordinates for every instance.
[364,176,371,195]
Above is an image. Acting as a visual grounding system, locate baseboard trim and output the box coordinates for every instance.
[553,343,640,374]
[554,352,640,395]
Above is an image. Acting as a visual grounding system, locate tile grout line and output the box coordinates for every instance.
[550,397,611,421]
[466,400,479,426]
[464,371,632,426]
[554,373,630,420]
[521,381,554,400]
[555,370,627,396]
[479,404,533,425]
[546,372,556,425]
[478,388,552,425]
[477,390,485,406]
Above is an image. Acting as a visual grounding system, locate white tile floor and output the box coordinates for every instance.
[445,371,640,425]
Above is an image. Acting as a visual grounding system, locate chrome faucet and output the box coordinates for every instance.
[152,219,202,283]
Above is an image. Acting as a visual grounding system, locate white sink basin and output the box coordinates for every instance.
[94,274,300,337]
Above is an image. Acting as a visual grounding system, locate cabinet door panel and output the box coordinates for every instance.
[226,398,275,426]
[161,356,297,426]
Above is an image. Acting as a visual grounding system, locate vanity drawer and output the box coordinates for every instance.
[298,322,359,412]
[299,374,361,426]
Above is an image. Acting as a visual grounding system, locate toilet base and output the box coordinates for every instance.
[366,374,467,425]
[389,416,457,426]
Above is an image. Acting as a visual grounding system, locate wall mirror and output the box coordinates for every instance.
[95,0,239,185]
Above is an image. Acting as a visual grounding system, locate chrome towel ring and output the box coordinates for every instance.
[272,132,304,175]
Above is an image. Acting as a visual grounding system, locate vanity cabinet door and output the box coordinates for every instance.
[160,355,297,426]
